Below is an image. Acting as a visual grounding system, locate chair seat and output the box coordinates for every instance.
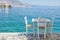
[27,24,33,28]
[38,26,45,28]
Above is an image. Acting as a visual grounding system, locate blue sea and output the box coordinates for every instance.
[0,6,60,33]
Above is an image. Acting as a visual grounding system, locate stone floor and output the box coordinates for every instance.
[0,33,60,40]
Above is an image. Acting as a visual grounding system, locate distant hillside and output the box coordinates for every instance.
[0,0,31,7]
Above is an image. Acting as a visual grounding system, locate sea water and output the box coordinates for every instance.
[0,6,60,33]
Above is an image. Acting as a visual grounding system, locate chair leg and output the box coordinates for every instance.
[26,26,28,36]
[33,23,34,37]
[38,27,39,38]
[44,26,46,40]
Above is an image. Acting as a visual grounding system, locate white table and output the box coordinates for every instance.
[32,18,50,22]
[32,18,51,39]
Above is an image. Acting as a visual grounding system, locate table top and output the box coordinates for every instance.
[32,18,50,23]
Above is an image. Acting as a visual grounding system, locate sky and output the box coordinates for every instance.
[18,0,60,6]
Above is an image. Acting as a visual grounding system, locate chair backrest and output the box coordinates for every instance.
[37,17,46,27]
[47,16,54,27]
[52,16,54,25]
[38,22,46,27]
[24,16,28,25]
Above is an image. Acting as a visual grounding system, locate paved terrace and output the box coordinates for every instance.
[0,33,60,40]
